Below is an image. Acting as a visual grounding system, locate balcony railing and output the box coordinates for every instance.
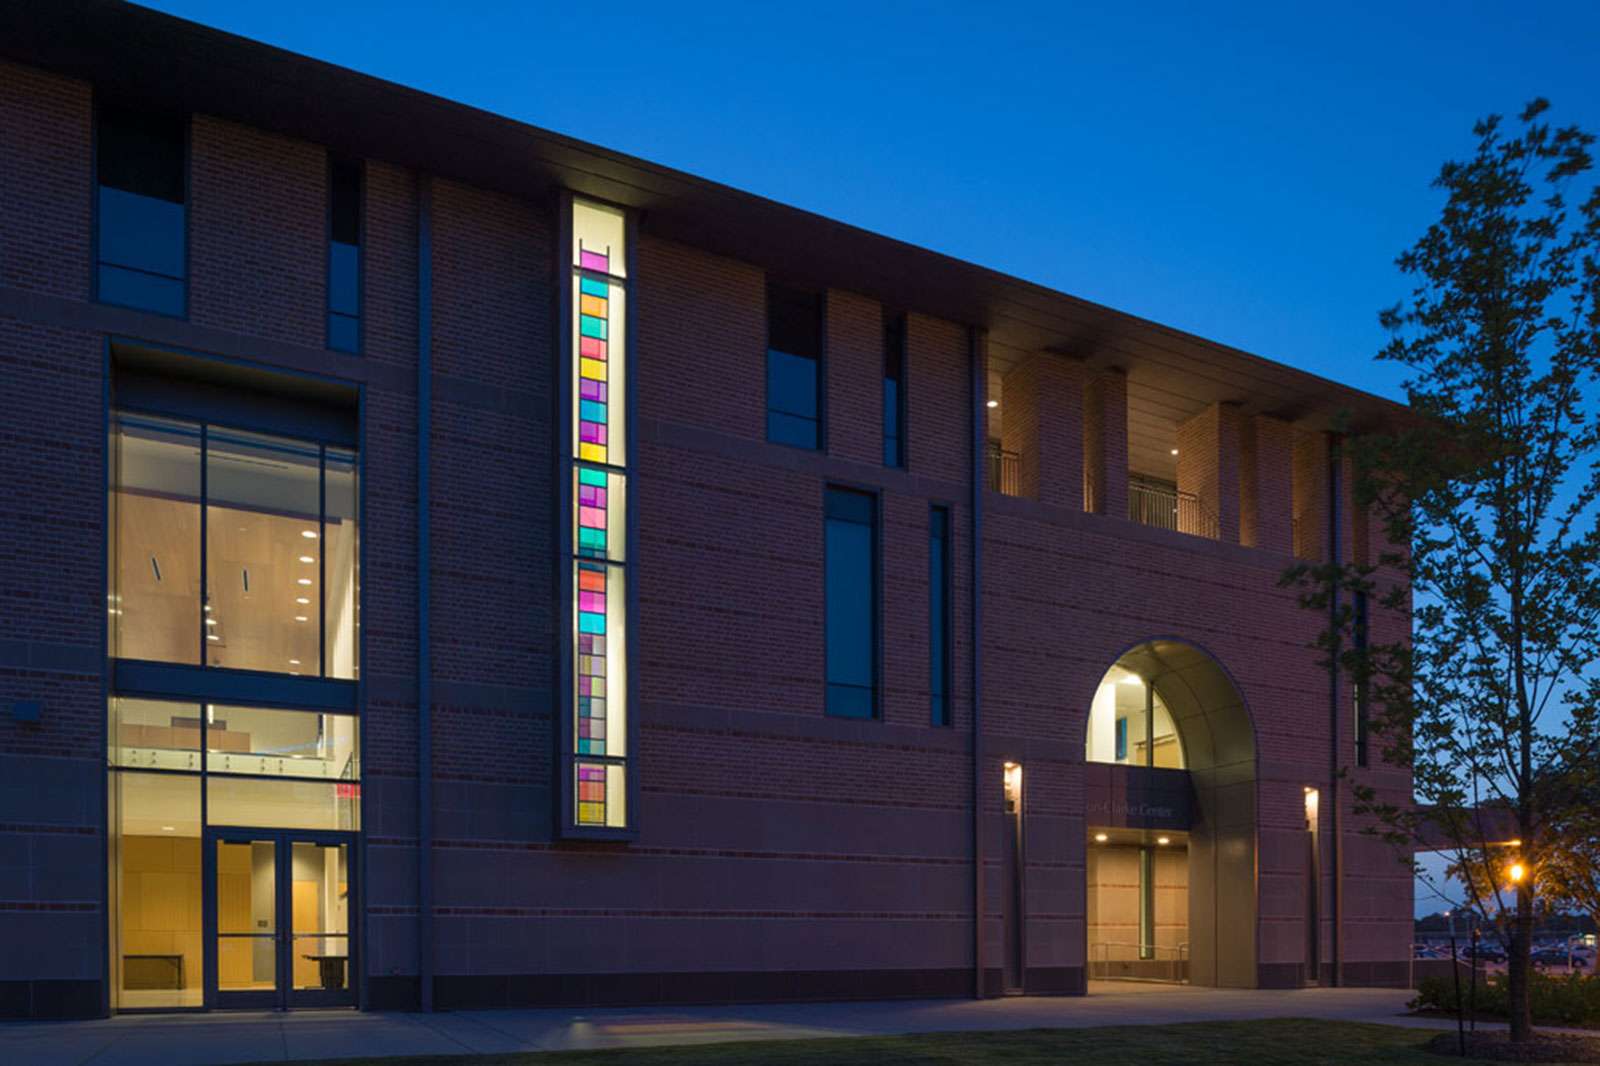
[1129,476,1218,539]
[986,443,1021,496]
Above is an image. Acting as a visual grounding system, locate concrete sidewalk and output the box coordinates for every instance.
[0,982,1462,1066]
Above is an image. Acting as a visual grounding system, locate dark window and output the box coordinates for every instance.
[96,104,186,316]
[825,487,876,718]
[767,283,822,448]
[328,157,362,353]
[1353,590,1369,767]
[883,312,906,467]
[929,506,951,725]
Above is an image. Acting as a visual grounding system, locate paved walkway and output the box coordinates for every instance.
[0,981,1483,1065]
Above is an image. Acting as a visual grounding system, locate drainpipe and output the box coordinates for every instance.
[970,327,987,998]
[417,175,434,1011]
[1326,433,1342,987]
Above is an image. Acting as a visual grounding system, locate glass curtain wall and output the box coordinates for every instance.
[110,412,358,678]
[1085,665,1185,768]
[107,697,360,1010]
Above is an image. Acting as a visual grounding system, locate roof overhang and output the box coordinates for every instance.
[1,2,1407,433]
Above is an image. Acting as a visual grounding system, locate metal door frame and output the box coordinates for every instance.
[203,827,358,1010]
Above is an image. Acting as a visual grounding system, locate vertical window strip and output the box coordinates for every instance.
[1353,590,1369,767]
[570,199,629,830]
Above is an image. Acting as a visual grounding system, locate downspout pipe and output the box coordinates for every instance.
[1326,433,1342,987]
[417,175,434,1011]
[970,327,986,998]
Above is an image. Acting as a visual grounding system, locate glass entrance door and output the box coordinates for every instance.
[206,830,356,1009]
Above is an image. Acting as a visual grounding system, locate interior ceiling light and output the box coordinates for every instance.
[301,530,318,539]
[294,615,309,622]
[288,659,301,666]
[205,618,217,626]
[298,578,313,586]
[1094,832,1109,843]
[1170,448,1179,455]
[161,825,175,832]
[206,634,220,642]
[1157,836,1171,846]
[986,399,999,408]
[296,597,310,605]
[299,555,314,564]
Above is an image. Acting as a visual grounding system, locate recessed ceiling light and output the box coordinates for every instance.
[161,825,175,832]
[299,555,315,564]
[1157,836,1171,846]
[206,634,220,642]
[302,530,318,539]
[205,618,217,627]
[1093,832,1109,843]
[986,399,999,409]
[294,615,309,622]
[298,578,313,586]
[204,604,212,613]
[288,659,301,666]
[296,597,310,605]
[1170,448,1179,455]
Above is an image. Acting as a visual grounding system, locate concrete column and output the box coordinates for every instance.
[1001,354,1084,508]
[1176,402,1242,542]
[1240,414,1294,553]
[1082,368,1128,518]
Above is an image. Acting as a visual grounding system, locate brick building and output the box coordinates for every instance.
[0,3,1413,1019]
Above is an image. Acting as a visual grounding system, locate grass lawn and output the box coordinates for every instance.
[265,1018,1584,1065]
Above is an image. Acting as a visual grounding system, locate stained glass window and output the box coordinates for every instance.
[568,198,629,830]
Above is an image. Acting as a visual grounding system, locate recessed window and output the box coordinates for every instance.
[825,487,877,718]
[96,103,187,316]
[1085,667,1185,769]
[766,282,822,449]
[884,312,906,468]
[327,157,362,353]
[110,412,359,678]
[930,506,951,726]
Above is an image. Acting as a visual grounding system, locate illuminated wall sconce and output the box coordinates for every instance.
[1002,761,1023,814]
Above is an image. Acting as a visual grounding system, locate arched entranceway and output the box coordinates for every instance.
[1083,639,1258,988]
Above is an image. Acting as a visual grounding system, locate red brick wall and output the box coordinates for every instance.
[0,56,1414,1004]
[0,62,90,299]
[189,115,326,346]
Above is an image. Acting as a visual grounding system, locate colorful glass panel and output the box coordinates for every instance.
[569,198,629,830]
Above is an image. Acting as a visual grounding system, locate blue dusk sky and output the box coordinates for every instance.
[142,2,1600,915]
[143,1,1600,403]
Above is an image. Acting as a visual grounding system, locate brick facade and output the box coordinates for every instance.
[0,36,1413,1018]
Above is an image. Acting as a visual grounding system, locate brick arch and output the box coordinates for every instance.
[1092,637,1260,988]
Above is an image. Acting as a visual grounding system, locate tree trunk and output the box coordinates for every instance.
[1508,883,1534,1041]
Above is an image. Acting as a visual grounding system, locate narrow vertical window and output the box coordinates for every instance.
[568,198,631,831]
[95,104,186,316]
[327,157,362,353]
[883,312,906,467]
[825,487,877,718]
[766,283,822,449]
[929,505,951,725]
[1353,590,1369,767]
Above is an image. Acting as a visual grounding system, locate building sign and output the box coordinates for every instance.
[1083,764,1192,830]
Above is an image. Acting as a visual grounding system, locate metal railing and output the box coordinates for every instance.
[985,443,1021,496]
[1128,476,1218,539]
[1089,941,1190,983]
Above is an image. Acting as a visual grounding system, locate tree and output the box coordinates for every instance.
[1284,99,1600,1043]
[1536,771,1600,973]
